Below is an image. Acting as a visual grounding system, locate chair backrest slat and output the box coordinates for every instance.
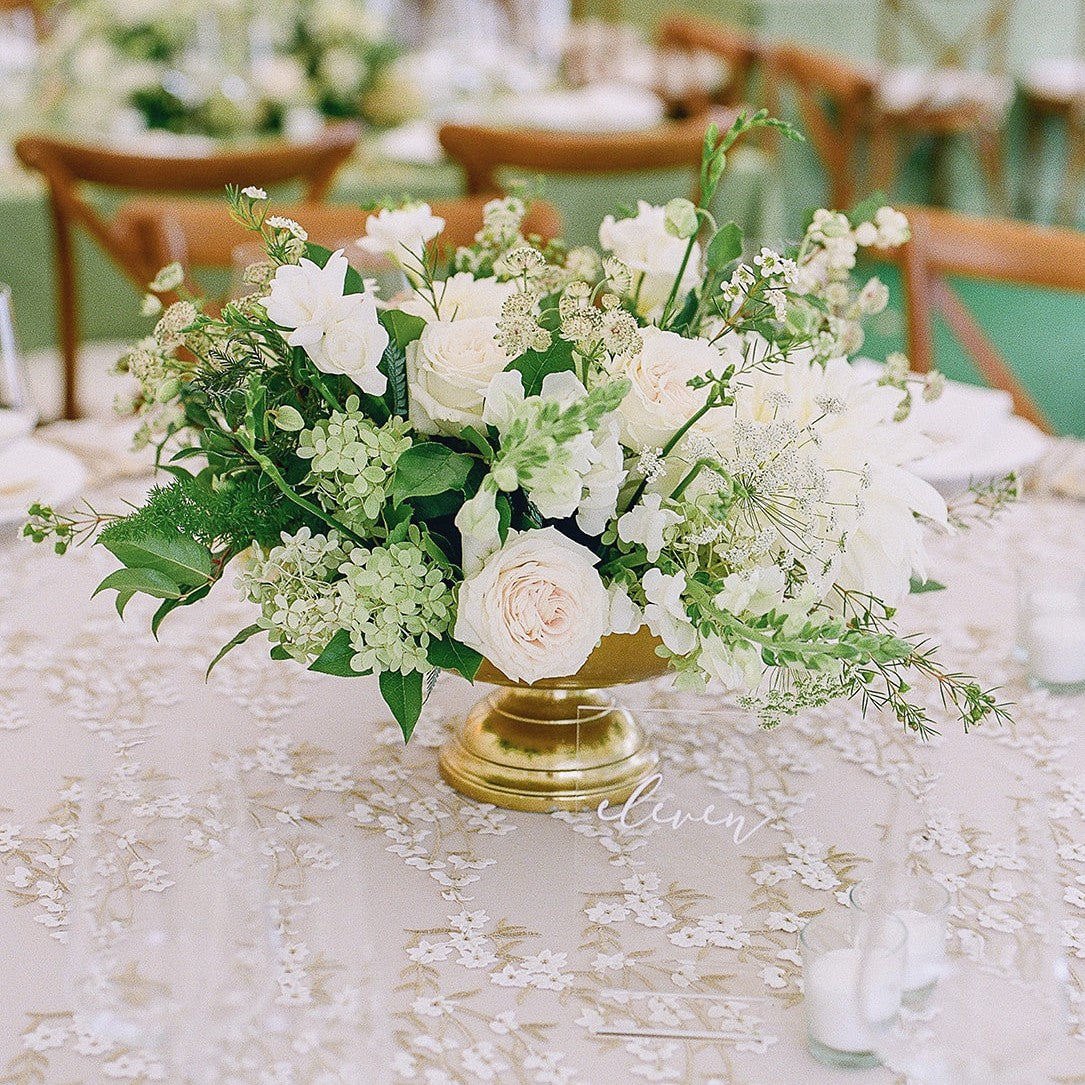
[893,204,1085,433]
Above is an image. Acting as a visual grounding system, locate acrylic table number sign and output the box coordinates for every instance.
[799,911,906,1069]
[1018,567,1085,693]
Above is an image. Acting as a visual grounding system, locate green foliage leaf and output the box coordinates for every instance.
[909,576,947,595]
[379,669,424,742]
[309,629,368,677]
[383,341,409,418]
[93,567,182,601]
[706,221,743,271]
[427,637,484,681]
[151,583,211,638]
[507,338,575,397]
[848,191,889,227]
[115,590,136,618]
[495,492,512,544]
[101,533,213,588]
[392,443,474,506]
[459,425,494,462]
[206,622,264,678]
[380,309,426,350]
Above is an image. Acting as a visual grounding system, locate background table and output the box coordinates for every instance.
[0,441,1083,1083]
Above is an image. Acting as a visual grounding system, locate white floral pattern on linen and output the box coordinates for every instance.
[0,469,1084,1082]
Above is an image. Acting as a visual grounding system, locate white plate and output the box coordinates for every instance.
[0,438,88,533]
[911,415,1050,496]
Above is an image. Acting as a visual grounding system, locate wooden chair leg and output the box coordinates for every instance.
[868,119,901,197]
[1056,114,1085,228]
[975,128,1009,217]
[1019,99,1046,220]
[49,197,81,420]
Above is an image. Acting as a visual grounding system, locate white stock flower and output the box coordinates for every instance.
[642,569,696,656]
[607,583,643,635]
[698,636,765,691]
[262,250,388,395]
[454,528,610,684]
[714,564,786,618]
[454,482,502,578]
[398,272,516,322]
[617,493,681,562]
[611,326,732,450]
[406,316,506,434]
[599,201,702,319]
[357,204,446,268]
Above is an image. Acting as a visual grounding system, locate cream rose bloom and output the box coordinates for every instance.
[263,250,388,395]
[454,528,610,684]
[599,200,702,319]
[357,203,445,268]
[612,326,732,450]
[398,272,516,322]
[406,316,507,434]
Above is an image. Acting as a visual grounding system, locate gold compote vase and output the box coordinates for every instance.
[439,627,668,812]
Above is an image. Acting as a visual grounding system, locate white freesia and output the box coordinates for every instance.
[454,528,610,684]
[454,480,501,578]
[262,250,388,395]
[406,316,507,434]
[357,204,445,269]
[617,493,681,562]
[612,326,736,451]
[642,569,696,656]
[599,200,702,318]
[398,272,516,322]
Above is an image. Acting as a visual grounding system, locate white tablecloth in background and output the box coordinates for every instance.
[1,461,1084,1083]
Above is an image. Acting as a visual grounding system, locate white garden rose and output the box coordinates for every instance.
[599,200,702,318]
[454,527,610,684]
[357,203,446,268]
[263,250,388,395]
[406,316,507,434]
[612,326,733,450]
[398,272,516,322]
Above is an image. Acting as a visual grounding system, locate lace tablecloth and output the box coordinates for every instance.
[1,477,1084,1084]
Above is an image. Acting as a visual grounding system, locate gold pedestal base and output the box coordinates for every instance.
[439,685,659,813]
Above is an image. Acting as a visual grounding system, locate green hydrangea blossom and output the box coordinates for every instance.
[338,527,454,676]
[297,398,412,528]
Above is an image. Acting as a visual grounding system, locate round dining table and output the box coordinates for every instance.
[0,432,1083,1084]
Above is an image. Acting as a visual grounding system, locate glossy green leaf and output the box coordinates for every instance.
[379,669,424,742]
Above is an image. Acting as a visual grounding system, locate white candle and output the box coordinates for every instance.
[1025,609,1085,687]
[805,946,895,1053]
[896,907,946,991]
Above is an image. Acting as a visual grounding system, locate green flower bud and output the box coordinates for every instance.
[664,198,699,239]
[274,405,306,432]
[493,462,519,491]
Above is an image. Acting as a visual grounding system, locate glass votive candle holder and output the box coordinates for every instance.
[1018,568,1085,694]
[850,877,950,1000]
[800,911,906,1070]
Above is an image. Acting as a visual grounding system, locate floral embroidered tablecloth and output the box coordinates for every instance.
[1,480,1083,1085]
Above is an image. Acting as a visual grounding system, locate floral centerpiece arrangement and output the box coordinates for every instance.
[36,0,407,141]
[28,114,1007,742]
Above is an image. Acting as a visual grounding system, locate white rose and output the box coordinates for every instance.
[599,200,702,319]
[357,204,446,269]
[612,326,730,450]
[454,528,610,684]
[406,316,507,434]
[398,272,516,322]
[263,250,388,395]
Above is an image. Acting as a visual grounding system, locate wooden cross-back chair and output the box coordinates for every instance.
[114,196,564,301]
[656,13,766,114]
[891,205,1085,434]
[871,0,1014,209]
[438,114,713,199]
[1020,0,1085,224]
[765,42,878,210]
[15,124,359,418]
